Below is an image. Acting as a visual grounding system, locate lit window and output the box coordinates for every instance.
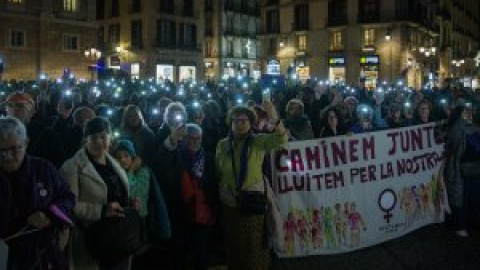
[63,0,78,12]
[331,31,343,50]
[363,29,375,47]
[298,35,307,51]
[10,30,26,48]
[8,0,23,3]
[63,34,79,51]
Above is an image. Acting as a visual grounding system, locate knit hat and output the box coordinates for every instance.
[83,117,111,138]
[5,92,35,106]
[113,139,136,157]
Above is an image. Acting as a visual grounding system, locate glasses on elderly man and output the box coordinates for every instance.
[0,144,26,158]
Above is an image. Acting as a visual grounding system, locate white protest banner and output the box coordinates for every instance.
[270,123,448,257]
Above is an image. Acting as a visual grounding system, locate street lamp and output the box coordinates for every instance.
[84,47,102,81]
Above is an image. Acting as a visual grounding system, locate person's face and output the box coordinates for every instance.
[6,102,35,124]
[0,135,27,173]
[193,111,205,125]
[186,133,203,153]
[418,104,430,119]
[345,101,357,114]
[390,110,401,122]
[85,132,110,158]
[114,149,133,170]
[462,108,473,124]
[76,109,95,128]
[327,110,338,127]
[231,113,251,136]
[125,109,141,128]
[287,104,302,118]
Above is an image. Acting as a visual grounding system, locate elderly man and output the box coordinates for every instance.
[5,92,66,167]
[0,116,76,270]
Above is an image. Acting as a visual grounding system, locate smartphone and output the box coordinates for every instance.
[262,89,271,102]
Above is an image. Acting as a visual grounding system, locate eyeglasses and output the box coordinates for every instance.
[232,118,249,124]
[0,144,26,158]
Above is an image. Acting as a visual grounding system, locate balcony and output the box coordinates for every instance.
[156,41,177,49]
[327,17,348,27]
[358,14,380,24]
[177,43,202,52]
[292,22,310,32]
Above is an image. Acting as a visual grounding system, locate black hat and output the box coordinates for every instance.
[84,117,111,138]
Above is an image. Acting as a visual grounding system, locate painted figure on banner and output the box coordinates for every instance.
[420,183,431,215]
[311,208,324,249]
[296,212,310,251]
[347,202,367,248]
[400,186,413,227]
[411,186,422,220]
[283,211,296,255]
[323,206,336,248]
[334,203,347,246]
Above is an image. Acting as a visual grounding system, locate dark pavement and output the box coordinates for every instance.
[270,224,480,270]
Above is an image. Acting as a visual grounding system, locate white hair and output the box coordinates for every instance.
[185,123,203,136]
[0,116,28,142]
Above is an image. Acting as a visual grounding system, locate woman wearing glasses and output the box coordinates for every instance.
[215,101,287,270]
[0,116,75,270]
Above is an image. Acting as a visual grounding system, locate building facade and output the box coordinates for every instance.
[96,0,204,83]
[258,0,480,89]
[203,0,261,81]
[0,0,97,80]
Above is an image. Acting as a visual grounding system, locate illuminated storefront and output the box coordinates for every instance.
[360,55,379,89]
[179,66,196,82]
[156,64,174,83]
[328,57,346,83]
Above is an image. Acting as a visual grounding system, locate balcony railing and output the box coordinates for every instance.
[327,17,348,27]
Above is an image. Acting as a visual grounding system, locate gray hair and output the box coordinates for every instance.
[73,106,95,126]
[164,102,187,128]
[0,116,28,142]
[185,123,203,136]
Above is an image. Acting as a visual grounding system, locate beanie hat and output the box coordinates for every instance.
[5,92,35,106]
[84,117,111,138]
[113,139,136,157]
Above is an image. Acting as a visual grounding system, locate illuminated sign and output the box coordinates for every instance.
[328,57,345,66]
[360,55,380,65]
[267,59,281,75]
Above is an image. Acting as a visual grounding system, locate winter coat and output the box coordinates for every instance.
[0,156,75,270]
[59,148,129,270]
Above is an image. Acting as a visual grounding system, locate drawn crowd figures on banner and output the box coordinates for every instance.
[282,202,368,255]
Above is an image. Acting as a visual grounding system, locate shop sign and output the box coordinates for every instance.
[329,57,345,66]
[360,55,380,65]
[267,59,281,75]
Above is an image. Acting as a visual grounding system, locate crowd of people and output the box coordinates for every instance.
[1,75,480,270]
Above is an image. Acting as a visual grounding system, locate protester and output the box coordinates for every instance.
[0,116,75,270]
[120,105,156,165]
[283,99,314,140]
[113,139,171,269]
[156,123,217,270]
[63,106,96,159]
[444,103,480,237]
[60,117,134,270]
[215,101,287,270]
[5,92,66,167]
[318,107,346,138]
